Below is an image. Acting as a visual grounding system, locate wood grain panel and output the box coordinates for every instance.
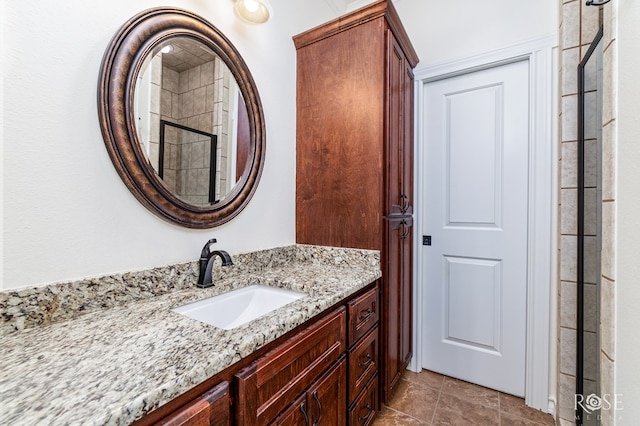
[295,18,385,250]
[235,307,346,425]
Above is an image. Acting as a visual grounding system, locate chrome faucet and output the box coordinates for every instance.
[197,239,233,288]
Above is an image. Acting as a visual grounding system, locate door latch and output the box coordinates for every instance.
[422,235,432,246]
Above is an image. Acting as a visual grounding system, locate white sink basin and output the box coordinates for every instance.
[173,285,305,330]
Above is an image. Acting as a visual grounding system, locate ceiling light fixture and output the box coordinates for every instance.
[234,0,272,24]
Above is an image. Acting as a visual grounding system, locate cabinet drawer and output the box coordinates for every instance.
[348,374,378,426]
[235,307,346,426]
[348,285,379,346]
[348,326,378,403]
[157,381,230,426]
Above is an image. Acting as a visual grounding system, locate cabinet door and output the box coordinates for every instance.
[382,217,413,402]
[307,358,347,426]
[385,33,413,217]
[235,308,346,426]
[272,394,309,426]
[157,381,230,426]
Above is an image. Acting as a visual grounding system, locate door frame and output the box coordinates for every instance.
[410,35,559,414]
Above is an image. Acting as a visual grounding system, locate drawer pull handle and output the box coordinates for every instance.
[359,308,373,322]
[300,402,309,424]
[358,352,372,368]
[358,403,372,423]
[312,391,322,426]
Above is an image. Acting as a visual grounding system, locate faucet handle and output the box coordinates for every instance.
[200,238,218,258]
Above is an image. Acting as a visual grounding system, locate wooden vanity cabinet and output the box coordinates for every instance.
[235,307,346,425]
[156,381,231,426]
[136,282,379,426]
[271,358,347,426]
[293,0,418,404]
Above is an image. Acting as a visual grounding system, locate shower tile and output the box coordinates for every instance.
[601,201,615,280]
[601,122,616,201]
[560,235,577,282]
[562,1,581,49]
[196,169,209,196]
[583,139,598,189]
[583,283,598,333]
[182,90,195,118]
[583,92,598,140]
[162,67,179,93]
[172,93,181,119]
[562,95,578,142]
[600,355,616,425]
[188,65,201,91]
[561,142,577,188]
[583,188,598,237]
[179,70,189,94]
[581,2,601,47]
[560,281,577,329]
[603,0,617,50]
[583,331,598,381]
[151,56,162,85]
[602,44,617,126]
[583,236,599,284]
[560,327,577,374]
[194,87,207,115]
[201,61,214,86]
[149,114,160,144]
[562,47,580,96]
[561,188,577,235]
[558,373,577,422]
[600,276,615,359]
[206,85,215,113]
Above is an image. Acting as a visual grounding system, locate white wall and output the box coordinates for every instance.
[0,0,332,291]
[0,0,560,291]
[393,0,558,69]
[615,0,640,420]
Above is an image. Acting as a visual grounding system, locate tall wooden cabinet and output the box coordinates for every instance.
[293,0,418,403]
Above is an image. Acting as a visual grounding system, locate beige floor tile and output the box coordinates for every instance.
[402,369,445,391]
[387,379,439,423]
[441,377,500,409]
[500,393,556,425]
[373,407,427,425]
[432,392,500,425]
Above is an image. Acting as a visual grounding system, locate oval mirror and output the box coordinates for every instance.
[98,8,265,228]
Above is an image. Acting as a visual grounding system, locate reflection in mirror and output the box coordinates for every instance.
[135,38,250,206]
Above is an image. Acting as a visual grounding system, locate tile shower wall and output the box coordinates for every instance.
[559,1,617,425]
[153,57,234,205]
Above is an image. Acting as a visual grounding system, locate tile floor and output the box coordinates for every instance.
[373,370,556,425]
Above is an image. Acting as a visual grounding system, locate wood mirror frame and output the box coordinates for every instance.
[98,7,265,228]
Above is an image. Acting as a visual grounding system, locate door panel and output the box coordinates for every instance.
[421,60,529,396]
[383,217,412,400]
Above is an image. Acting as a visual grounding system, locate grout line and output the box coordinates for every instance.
[430,387,441,425]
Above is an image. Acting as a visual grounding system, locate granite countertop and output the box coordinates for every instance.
[0,245,381,425]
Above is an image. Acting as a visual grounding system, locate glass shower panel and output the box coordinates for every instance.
[577,27,603,426]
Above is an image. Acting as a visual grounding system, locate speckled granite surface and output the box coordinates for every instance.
[0,245,380,425]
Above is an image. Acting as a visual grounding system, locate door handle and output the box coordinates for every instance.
[400,220,410,239]
[400,194,409,213]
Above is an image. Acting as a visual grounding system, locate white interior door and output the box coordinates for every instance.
[421,59,530,397]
